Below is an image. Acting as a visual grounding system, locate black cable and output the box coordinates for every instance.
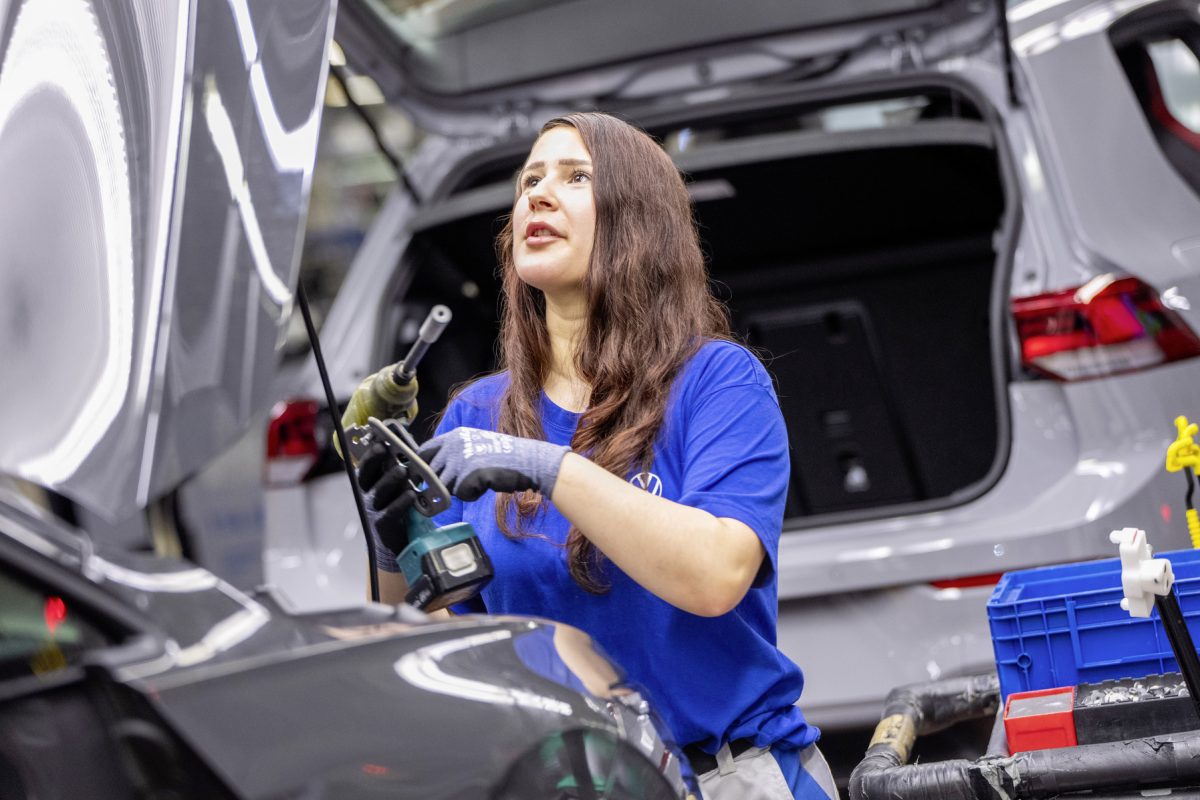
[1155,590,1200,722]
[327,64,422,204]
[1186,465,1196,510]
[296,281,381,602]
[996,0,1019,108]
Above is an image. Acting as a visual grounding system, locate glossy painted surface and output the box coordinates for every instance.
[0,501,693,797]
[148,620,683,798]
[0,0,333,521]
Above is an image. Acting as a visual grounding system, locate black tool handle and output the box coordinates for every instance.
[1155,589,1200,721]
[394,305,452,384]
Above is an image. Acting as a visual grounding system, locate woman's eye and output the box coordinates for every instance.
[522,175,541,188]
[571,171,591,183]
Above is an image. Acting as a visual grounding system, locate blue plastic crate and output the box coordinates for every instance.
[987,548,1200,701]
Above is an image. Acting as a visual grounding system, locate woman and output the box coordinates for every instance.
[365,112,838,800]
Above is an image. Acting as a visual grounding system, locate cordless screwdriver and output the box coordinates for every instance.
[335,304,452,456]
[341,306,493,612]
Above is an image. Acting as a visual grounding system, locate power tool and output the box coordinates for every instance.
[341,305,493,612]
[334,304,451,458]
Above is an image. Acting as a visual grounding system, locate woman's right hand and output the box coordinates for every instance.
[356,443,418,572]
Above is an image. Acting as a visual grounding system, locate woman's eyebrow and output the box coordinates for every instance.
[520,158,593,173]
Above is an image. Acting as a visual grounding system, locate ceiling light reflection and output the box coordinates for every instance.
[173,603,269,667]
[396,630,573,716]
[2,0,134,484]
[202,76,292,306]
[88,556,220,592]
[226,0,325,172]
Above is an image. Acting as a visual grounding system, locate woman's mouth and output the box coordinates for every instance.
[525,221,563,245]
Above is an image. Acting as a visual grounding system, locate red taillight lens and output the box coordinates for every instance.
[44,596,67,634]
[928,573,1004,590]
[265,399,321,486]
[1012,275,1200,381]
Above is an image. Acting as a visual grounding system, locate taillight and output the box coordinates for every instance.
[1012,274,1200,381]
[928,573,1004,590]
[265,399,320,486]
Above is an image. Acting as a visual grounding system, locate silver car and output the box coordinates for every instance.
[198,0,1200,735]
[0,0,695,796]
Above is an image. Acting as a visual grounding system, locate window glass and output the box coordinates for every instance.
[0,571,110,682]
[1116,22,1200,197]
[1148,38,1200,133]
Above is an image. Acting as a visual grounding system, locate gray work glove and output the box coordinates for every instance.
[418,427,570,502]
[356,442,418,573]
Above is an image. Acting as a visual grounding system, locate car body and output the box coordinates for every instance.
[0,485,689,799]
[0,0,694,796]
[241,0,1200,732]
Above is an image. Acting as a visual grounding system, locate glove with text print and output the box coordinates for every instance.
[418,427,570,502]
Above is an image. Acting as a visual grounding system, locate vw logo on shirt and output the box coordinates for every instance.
[629,471,663,497]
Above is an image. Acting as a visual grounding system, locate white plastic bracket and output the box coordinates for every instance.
[1110,527,1174,618]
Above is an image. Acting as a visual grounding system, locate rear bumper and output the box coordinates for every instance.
[777,359,1200,601]
[784,582,997,730]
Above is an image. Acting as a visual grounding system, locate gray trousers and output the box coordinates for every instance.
[696,742,840,800]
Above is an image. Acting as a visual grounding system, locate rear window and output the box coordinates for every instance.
[1115,16,1200,196]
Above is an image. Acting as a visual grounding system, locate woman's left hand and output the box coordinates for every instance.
[419,427,570,501]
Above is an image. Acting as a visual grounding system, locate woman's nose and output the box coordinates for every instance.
[527,180,556,209]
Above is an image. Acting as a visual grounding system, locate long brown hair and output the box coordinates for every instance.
[494,112,731,592]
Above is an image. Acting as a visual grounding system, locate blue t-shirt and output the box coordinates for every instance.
[435,340,817,753]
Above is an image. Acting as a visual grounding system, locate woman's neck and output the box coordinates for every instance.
[543,292,590,412]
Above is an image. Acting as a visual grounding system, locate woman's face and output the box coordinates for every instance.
[511,126,596,301]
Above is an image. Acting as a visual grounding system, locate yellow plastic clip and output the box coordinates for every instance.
[1166,416,1200,473]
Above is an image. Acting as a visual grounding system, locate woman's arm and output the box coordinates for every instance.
[551,452,765,617]
[375,570,452,619]
[377,569,409,605]
[418,367,787,617]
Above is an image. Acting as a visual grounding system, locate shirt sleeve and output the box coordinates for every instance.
[675,376,791,589]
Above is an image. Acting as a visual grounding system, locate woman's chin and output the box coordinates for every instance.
[515,264,586,298]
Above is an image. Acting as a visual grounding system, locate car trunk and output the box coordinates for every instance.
[389,100,1008,522]
[708,144,1004,517]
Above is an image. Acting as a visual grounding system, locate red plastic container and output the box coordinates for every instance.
[1004,686,1077,753]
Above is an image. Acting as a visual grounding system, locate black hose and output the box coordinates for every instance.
[851,673,1200,799]
[851,674,1000,800]
[854,752,980,800]
[882,673,1001,735]
[1001,731,1200,797]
